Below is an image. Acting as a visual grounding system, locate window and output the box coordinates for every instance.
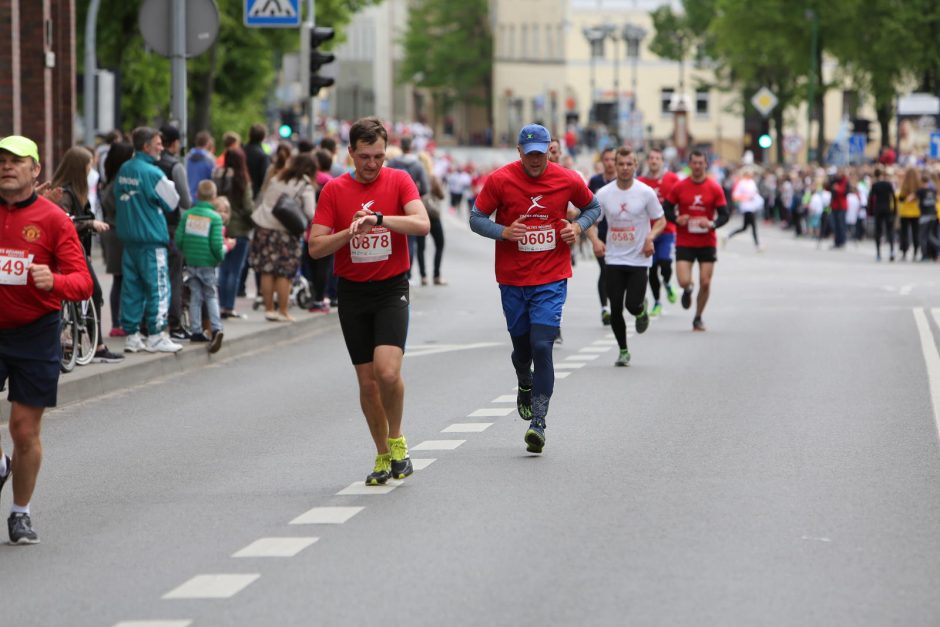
[696,89,709,116]
[508,25,515,58]
[521,25,528,59]
[660,88,674,114]
[533,24,540,59]
[546,26,553,60]
[843,90,859,119]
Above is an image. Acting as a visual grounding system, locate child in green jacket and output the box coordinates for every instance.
[175,180,225,353]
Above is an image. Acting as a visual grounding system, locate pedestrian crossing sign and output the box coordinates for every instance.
[245,0,300,27]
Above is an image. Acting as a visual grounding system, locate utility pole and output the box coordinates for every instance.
[170,0,187,144]
[806,9,818,164]
[83,0,101,147]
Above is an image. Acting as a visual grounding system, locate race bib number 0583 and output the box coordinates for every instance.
[517,225,556,252]
[0,248,33,286]
[608,226,636,245]
[350,227,392,263]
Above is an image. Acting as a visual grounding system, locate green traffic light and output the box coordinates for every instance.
[278,124,292,139]
[758,134,773,149]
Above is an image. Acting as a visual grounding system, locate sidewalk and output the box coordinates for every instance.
[52,252,342,408]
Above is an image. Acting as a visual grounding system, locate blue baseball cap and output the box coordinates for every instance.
[517,124,551,154]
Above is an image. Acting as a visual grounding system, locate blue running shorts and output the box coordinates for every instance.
[498,280,567,337]
[652,232,675,263]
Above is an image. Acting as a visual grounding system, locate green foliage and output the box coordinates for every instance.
[399,0,493,111]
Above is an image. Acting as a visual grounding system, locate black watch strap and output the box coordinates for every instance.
[374,211,383,226]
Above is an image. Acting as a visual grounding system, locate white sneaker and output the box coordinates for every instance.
[124,332,145,353]
[144,332,183,353]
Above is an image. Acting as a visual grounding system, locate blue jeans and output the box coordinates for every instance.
[188,266,222,334]
[831,210,847,247]
[218,236,249,311]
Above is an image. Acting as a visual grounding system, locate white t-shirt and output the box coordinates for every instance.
[732,177,763,213]
[595,179,664,268]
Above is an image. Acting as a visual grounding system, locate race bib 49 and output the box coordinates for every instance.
[0,248,33,286]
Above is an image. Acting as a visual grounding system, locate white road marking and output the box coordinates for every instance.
[232,537,318,558]
[336,480,402,496]
[900,284,913,296]
[412,458,436,470]
[113,622,192,627]
[443,423,493,433]
[491,395,517,403]
[579,346,611,353]
[554,362,586,369]
[566,354,599,361]
[592,340,619,346]
[913,307,940,439]
[290,506,364,525]
[412,439,465,450]
[163,574,259,599]
[405,342,502,358]
[555,371,572,379]
[468,407,514,417]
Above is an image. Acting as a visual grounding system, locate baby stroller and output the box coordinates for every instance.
[251,271,314,311]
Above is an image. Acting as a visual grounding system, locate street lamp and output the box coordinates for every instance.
[670,32,689,159]
[622,23,647,149]
[582,25,613,126]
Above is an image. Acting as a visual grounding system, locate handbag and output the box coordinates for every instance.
[271,191,308,237]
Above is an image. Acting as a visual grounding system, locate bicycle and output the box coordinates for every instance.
[59,296,98,372]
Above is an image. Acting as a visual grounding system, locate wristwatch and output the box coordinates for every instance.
[373,211,383,227]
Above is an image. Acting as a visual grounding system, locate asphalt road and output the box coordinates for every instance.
[4,215,940,627]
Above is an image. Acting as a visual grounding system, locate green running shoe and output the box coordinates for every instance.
[635,298,650,334]
[650,302,663,318]
[517,385,533,420]
[525,417,546,453]
[601,309,611,326]
[366,453,392,486]
[615,349,631,367]
[389,436,413,480]
[666,284,677,304]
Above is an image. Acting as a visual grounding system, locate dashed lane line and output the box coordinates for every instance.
[336,480,402,496]
[411,458,436,470]
[467,407,514,417]
[412,439,466,451]
[113,622,192,627]
[913,307,940,440]
[565,354,600,361]
[162,574,260,600]
[491,395,516,403]
[289,506,364,525]
[232,537,319,558]
[578,346,612,353]
[554,362,586,369]
[443,423,493,433]
[555,371,572,379]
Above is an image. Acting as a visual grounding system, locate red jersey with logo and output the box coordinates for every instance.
[475,161,593,286]
[314,167,420,282]
[0,194,93,328]
[665,177,727,248]
[639,171,679,235]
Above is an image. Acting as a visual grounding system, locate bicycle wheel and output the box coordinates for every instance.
[60,302,79,373]
[75,298,99,366]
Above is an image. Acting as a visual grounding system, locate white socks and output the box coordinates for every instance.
[11,503,29,515]
[0,455,7,477]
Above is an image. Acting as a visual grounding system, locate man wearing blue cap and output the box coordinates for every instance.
[469,124,600,454]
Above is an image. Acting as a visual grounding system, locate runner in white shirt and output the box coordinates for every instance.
[588,148,666,366]
[725,168,763,250]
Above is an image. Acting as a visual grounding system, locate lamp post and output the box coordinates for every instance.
[671,32,689,159]
[622,23,646,148]
[805,9,818,163]
[582,25,609,127]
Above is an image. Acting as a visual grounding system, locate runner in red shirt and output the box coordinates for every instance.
[470,123,600,454]
[0,135,92,544]
[637,148,680,317]
[663,150,729,331]
[309,117,430,486]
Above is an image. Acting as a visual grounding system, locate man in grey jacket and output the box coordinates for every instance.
[157,125,192,340]
[387,136,429,283]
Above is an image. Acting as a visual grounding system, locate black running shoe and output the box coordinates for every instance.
[601,310,611,326]
[169,328,191,341]
[8,512,39,545]
[389,436,413,480]
[635,298,650,334]
[525,417,546,454]
[366,453,392,486]
[681,288,692,310]
[517,385,533,420]
[693,316,706,332]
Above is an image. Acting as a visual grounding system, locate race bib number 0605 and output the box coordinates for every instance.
[350,227,392,263]
[0,248,33,286]
[517,225,556,252]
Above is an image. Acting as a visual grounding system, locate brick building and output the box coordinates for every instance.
[0,0,76,178]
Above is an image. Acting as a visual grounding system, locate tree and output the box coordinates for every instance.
[399,0,493,139]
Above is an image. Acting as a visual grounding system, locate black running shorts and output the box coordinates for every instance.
[337,273,410,365]
[675,246,717,264]
[0,311,62,408]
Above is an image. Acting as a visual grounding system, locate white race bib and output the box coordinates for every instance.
[185,215,211,237]
[0,248,33,286]
[517,225,556,252]
[350,227,392,263]
[687,217,711,234]
[608,226,637,246]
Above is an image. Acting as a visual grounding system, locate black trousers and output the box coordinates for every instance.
[167,227,184,330]
[605,264,648,350]
[415,216,445,278]
[728,212,759,245]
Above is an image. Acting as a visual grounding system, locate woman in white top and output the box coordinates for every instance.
[725,168,764,249]
[250,153,317,322]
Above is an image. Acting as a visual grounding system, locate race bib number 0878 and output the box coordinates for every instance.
[0,248,33,286]
[350,227,392,263]
[517,225,556,252]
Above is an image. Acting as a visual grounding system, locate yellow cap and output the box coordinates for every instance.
[0,136,39,163]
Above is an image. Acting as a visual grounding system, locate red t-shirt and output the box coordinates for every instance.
[313,168,420,282]
[638,171,679,235]
[0,194,93,328]
[665,176,727,248]
[475,161,593,286]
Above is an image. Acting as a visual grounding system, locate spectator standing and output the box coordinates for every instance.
[243,123,270,201]
[185,131,215,199]
[319,137,347,178]
[175,180,225,353]
[115,127,182,353]
[828,169,849,248]
[212,148,254,319]
[897,167,921,261]
[868,166,897,261]
[156,125,192,340]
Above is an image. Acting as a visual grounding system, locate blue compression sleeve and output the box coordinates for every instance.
[469,203,505,240]
[574,196,601,231]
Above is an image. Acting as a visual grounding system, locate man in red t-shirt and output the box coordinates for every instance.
[309,117,430,486]
[0,135,93,544]
[663,150,729,331]
[638,148,680,317]
[470,123,600,454]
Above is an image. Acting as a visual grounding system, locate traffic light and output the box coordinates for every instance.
[758,133,773,149]
[279,109,298,139]
[851,118,871,143]
[308,26,335,97]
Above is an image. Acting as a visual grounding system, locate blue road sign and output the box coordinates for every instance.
[848,133,866,157]
[931,131,940,159]
[245,0,300,28]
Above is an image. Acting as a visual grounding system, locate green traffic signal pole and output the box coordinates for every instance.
[306,0,316,140]
[806,9,818,164]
